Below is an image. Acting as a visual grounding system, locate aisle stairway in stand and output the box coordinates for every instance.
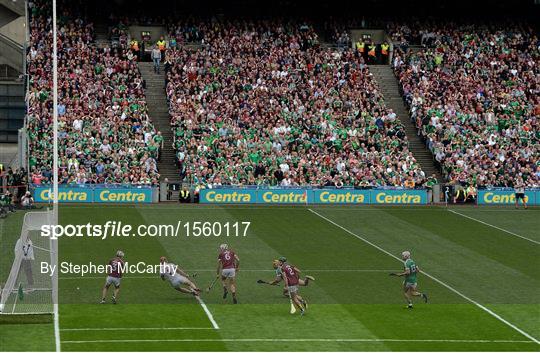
[369,64,443,181]
[138,61,180,184]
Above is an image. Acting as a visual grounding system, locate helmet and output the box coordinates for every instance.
[160,256,167,263]
[219,244,228,251]
[116,250,124,258]
[401,251,411,259]
[278,256,287,263]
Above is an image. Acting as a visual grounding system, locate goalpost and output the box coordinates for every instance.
[0,210,57,315]
[0,0,60,350]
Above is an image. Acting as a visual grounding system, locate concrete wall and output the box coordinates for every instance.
[0,5,17,28]
[0,0,25,16]
[0,34,23,73]
[0,16,25,44]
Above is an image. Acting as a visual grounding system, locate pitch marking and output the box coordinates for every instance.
[61,327,215,331]
[61,338,535,344]
[448,209,539,245]
[308,208,540,345]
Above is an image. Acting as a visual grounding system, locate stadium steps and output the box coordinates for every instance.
[138,61,181,184]
[93,22,110,48]
[369,64,443,182]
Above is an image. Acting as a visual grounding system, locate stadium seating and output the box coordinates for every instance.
[392,23,539,187]
[165,20,426,187]
[26,0,160,185]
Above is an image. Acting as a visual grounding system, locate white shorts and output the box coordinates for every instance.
[105,276,121,288]
[287,285,299,293]
[170,275,189,289]
[221,268,236,278]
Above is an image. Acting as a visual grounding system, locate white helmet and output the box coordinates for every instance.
[116,250,125,258]
[219,244,228,251]
[401,251,411,259]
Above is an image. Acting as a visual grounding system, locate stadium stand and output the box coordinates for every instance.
[165,20,427,188]
[25,0,160,185]
[392,22,539,187]
[19,0,538,191]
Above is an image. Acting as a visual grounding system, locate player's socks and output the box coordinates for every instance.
[301,299,308,309]
[422,293,428,303]
[223,288,228,299]
[300,308,305,316]
[232,293,237,304]
[112,296,116,304]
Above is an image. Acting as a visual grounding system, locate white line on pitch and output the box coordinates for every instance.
[195,296,219,330]
[61,327,215,331]
[61,338,534,344]
[308,208,540,345]
[58,269,391,280]
[448,209,540,245]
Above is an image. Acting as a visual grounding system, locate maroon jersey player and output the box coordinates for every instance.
[260,259,314,297]
[278,256,308,315]
[101,250,125,304]
[216,244,240,304]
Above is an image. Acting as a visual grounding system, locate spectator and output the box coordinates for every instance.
[21,191,35,209]
[151,45,162,74]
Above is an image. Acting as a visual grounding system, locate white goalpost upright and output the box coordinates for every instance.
[52,0,60,350]
[0,0,60,351]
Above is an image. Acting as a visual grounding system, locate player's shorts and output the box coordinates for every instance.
[404,282,417,290]
[221,268,236,278]
[515,193,525,200]
[287,285,299,293]
[170,275,189,289]
[105,276,121,288]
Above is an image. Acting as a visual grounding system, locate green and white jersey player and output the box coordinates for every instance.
[390,251,428,308]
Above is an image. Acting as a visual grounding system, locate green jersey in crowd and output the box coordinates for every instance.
[404,258,418,284]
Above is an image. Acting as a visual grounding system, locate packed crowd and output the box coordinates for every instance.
[393,23,539,187]
[165,20,426,187]
[26,0,160,185]
[0,167,30,217]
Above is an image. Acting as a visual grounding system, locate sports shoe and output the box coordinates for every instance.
[407,303,413,309]
[100,299,106,304]
[300,308,305,316]
[422,293,428,303]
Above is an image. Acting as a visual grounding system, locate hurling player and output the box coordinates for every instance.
[160,256,200,296]
[101,250,125,304]
[217,244,240,304]
[258,259,315,297]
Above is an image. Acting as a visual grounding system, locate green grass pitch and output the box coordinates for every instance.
[1,205,539,351]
